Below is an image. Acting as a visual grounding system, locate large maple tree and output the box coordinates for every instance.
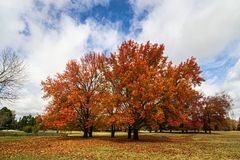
[105,40,167,140]
[40,40,229,140]
[158,57,204,132]
[41,53,105,137]
[103,40,204,139]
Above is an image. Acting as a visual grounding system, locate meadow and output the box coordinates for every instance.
[0,131,240,160]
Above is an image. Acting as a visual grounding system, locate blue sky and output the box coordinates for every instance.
[0,0,240,118]
[68,0,134,33]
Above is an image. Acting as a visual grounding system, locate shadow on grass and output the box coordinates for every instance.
[1,130,219,144]
[159,131,221,135]
[58,133,193,144]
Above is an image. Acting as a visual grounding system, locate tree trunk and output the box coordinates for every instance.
[128,125,132,139]
[111,124,115,138]
[208,117,211,134]
[84,107,90,138]
[89,126,93,137]
[154,129,158,133]
[159,124,162,133]
[133,128,139,140]
[83,128,88,138]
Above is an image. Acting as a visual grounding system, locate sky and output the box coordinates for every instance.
[0,0,240,119]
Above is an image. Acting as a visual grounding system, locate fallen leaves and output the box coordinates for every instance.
[1,132,240,160]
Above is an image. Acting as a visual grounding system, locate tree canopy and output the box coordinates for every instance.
[0,107,15,129]
[40,40,232,140]
[0,49,25,102]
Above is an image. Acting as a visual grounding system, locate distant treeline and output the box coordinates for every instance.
[0,107,38,133]
[0,106,239,134]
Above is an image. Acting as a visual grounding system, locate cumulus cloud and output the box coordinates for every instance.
[130,0,240,118]
[0,0,123,118]
[194,50,240,118]
[223,59,240,117]
[131,0,240,63]
[0,0,32,49]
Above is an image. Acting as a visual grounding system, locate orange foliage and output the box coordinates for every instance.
[202,92,232,133]
[40,40,230,139]
[41,53,105,137]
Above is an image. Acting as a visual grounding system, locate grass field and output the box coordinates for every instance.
[1,131,240,160]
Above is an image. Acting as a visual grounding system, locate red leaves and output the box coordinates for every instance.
[103,40,168,129]
[41,52,105,132]
[40,40,215,135]
[202,92,232,131]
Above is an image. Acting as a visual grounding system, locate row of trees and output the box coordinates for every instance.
[39,40,233,140]
[0,48,26,130]
[0,106,38,132]
[18,114,38,133]
[1,105,238,133]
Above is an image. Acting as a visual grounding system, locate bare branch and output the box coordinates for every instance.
[0,48,26,102]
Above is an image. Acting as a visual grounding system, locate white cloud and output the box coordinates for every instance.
[227,61,240,82]
[34,0,109,12]
[197,77,220,96]
[196,58,240,118]
[1,0,240,119]
[0,0,32,49]
[223,59,240,118]
[0,0,123,118]
[25,15,91,84]
[131,0,240,119]
[67,0,110,11]
[131,0,240,63]
[86,20,124,52]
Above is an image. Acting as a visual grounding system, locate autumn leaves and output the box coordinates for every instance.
[39,40,231,140]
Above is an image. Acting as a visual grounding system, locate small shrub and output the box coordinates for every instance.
[32,126,39,133]
[22,125,39,133]
[22,126,32,133]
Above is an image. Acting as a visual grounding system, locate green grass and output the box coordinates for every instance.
[1,131,240,160]
[0,130,27,136]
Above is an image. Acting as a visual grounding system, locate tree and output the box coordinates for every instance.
[18,114,38,133]
[184,93,204,132]
[18,114,36,129]
[223,117,237,131]
[104,40,168,140]
[237,117,240,131]
[40,40,205,140]
[203,92,232,133]
[155,57,204,132]
[104,40,204,139]
[0,107,15,129]
[41,52,105,138]
[0,49,25,102]
[97,91,124,138]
